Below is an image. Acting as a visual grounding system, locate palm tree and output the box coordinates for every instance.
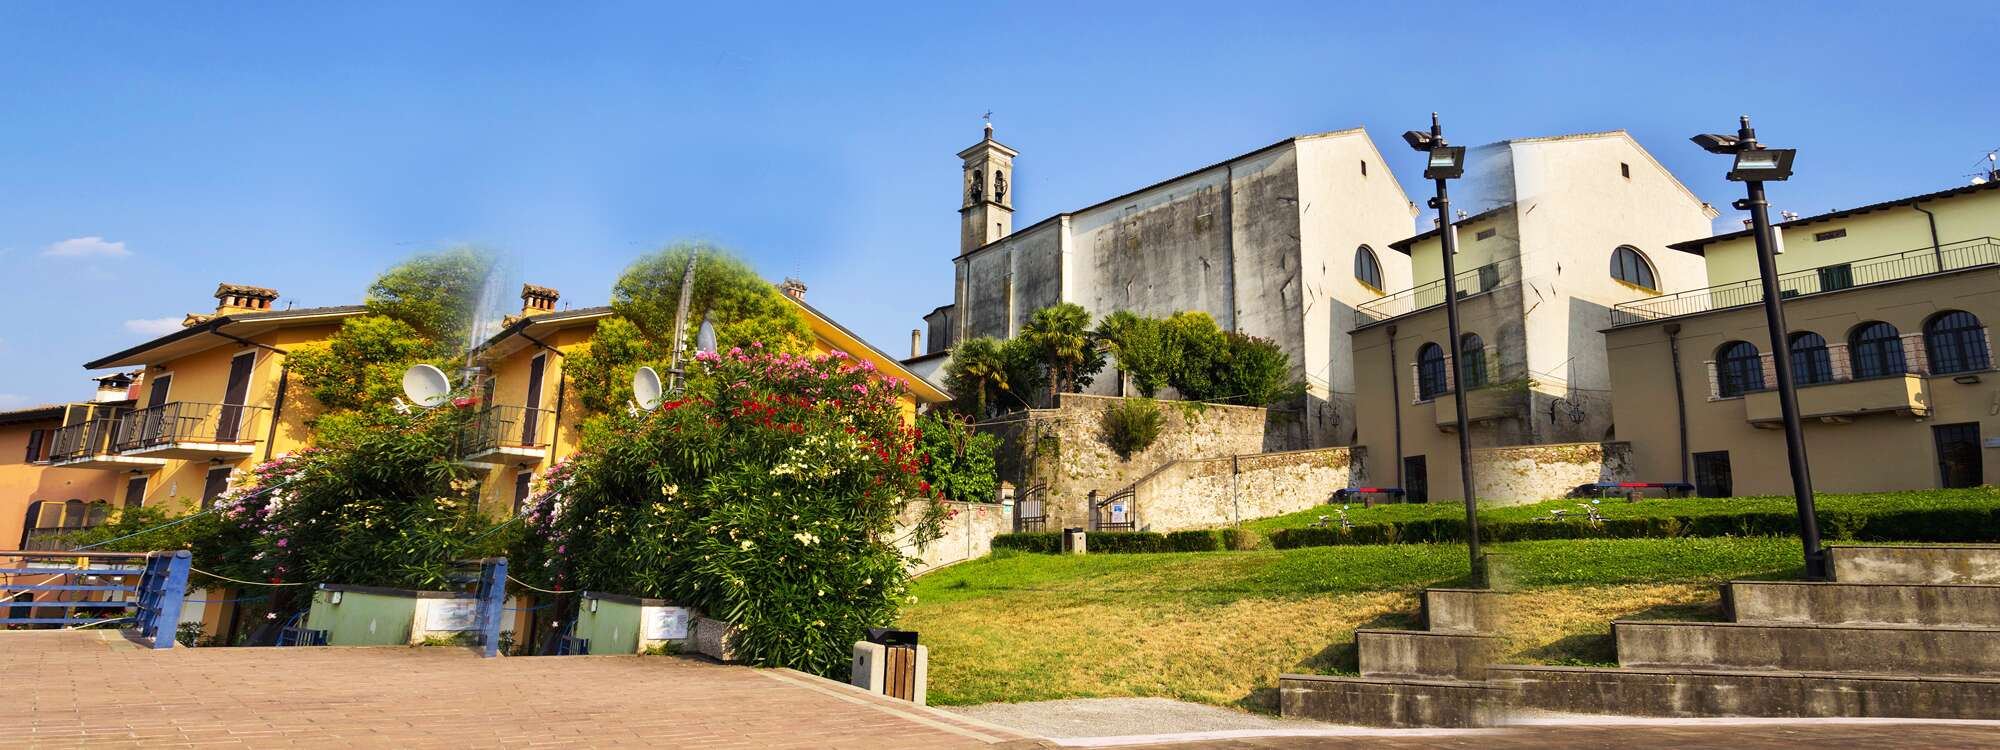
[1021,303,1105,400]
[946,337,1011,417]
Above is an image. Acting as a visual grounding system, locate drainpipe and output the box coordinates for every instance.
[1664,323,1690,485]
[1912,203,1944,271]
[1386,325,1403,487]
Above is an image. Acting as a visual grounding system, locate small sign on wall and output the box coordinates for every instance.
[426,599,477,631]
[645,606,690,640]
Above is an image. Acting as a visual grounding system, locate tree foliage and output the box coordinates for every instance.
[943,336,1041,417]
[1100,397,1165,457]
[611,242,813,356]
[365,247,496,347]
[1095,311,1176,397]
[288,315,441,415]
[515,348,946,677]
[1018,303,1105,399]
[915,411,1000,504]
[564,316,664,415]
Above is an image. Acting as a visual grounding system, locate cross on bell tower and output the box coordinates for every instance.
[958,118,1017,254]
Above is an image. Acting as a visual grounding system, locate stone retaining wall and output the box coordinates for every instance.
[897,501,1007,576]
[1127,446,1359,531]
[1470,441,1632,506]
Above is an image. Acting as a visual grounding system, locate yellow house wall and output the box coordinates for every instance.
[130,322,342,513]
[1606,267,2000,496]
[1350,293,1523,503]
[1700,189,2000,286]
[0,417,127,550]
[1405,212,1508,288]
[472,324,595,518]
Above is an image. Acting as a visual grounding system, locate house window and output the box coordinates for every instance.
[1610,246,1658,291]
[1789,332,1833,385]
[1620,162,1631,179]
[1849,321,1906,379]
[1360,160,1368,176]
[1460,333,1489,389]
[124,476,148,510]
[201,467,233,510]
[1693,451,1733,498]
[1925,310,1991,374]
[1417,343,1450,400]
[1354,245,1384,291]
[1717,341,1764,397]
[1475,228,1497,241]
[24,429,45,463]
[514,472,534,515]
[1814,228,1848,242]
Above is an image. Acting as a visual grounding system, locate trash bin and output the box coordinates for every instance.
[851,627,927,704]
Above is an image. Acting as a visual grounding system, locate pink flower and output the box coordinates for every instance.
[275,538,289,548]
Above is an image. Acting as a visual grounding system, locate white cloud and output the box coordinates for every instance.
[43,236,130,259]
[124,317,185,336]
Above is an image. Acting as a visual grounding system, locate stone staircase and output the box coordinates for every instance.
[1278,588,1506,727]
[1493,544,2000,719]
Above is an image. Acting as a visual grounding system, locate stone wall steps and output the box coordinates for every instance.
[1726,579,2000,627]
[1421,588,1504,634]
[1356,629,1501,680]
[1831,544,2000,585]
[1613,620,2000,676]
[1492,664,2000,720]
[1278,673,1506,728]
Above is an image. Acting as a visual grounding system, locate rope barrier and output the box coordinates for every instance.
[506,575,576,595]
[190,567,310,587]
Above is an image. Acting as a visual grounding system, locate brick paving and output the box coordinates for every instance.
[5,630,1997,749]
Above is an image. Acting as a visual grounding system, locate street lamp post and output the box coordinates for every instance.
[1692,116,1827,580]
[1402,114,1482,584]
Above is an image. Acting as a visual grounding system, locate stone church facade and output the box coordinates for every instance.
[920,126,1419,447]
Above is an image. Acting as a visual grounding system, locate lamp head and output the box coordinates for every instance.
[1401,130,1435,152]
[1691,133,1740,154]
[1423,145,1467,180]
[1727,148,1795,182]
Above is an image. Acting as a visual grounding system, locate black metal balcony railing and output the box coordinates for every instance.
[114,401,268,452]
[1356,259,1512,322]
[49,416,126,463]
[460,404,557,458]
[1611,237,2000,327]
[21,527,92,551]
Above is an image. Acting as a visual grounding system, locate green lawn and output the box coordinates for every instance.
[900,536,1804,707]
[1242,486,2000,538]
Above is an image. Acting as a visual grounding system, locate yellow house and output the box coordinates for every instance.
[466,281,951,516]
[63,284,365,512]
[0,374,140,551]
[1606,180,2000,496]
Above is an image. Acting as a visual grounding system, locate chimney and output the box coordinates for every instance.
[778,278,807,301]
[911,329,922,358]
[520,284,560,317]
[213,283,279,316]
[91,370,141,403]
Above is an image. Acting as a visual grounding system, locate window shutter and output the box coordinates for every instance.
[1443,354,1456,391]
[25,429,44,462]
[1705,360,1721,400]
[1827,343,1852,381]
[1409,362,1421,404]
[1759,352,1776,389]
[1901,333,1927,375]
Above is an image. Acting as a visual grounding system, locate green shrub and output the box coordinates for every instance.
[992,532,1063,553]
[1267,503,2000,549]
[1101,398,1164,457]
[916,411,1001,503]
[1086,531,1167,553]
[1164,530,1223,552]
[1220,528,1262,551]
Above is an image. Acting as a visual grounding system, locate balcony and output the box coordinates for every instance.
[1611,237,2000,326]
[113,401,267,460]
[1742,373,1929,426]
[1357,259,1511,323]
[48,416,167,471]
[460,405,556,465]
[1433,385,1518,431]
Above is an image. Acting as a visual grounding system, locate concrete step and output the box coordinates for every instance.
[1278,673,1505,728]
[1615,620,2000,676]
[1831,544,2000,584]
[1422,588,1502,634]
[1727,579,2000,627]
[1356,629,1501,680]
[1492,664,2000,719]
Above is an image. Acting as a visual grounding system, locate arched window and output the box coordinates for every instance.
[18,501,44,548]
[1926,310,1991,374]
[1355,245,1384,291]
[1789,332,1833,385]
[84,500,112,528]
[1849,322,1906,379]
[1717,341,1764,397]
[1460,333,1489,389]
[60,499,86,529]
[1610,246,1658,290]
[1417,342,1450,400]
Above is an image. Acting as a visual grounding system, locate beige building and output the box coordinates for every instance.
[920,126,1419,447]
[1606,181,2000,496]
[1349,131,1717,502]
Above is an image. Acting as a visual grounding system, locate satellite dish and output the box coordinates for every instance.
[400,364,452,408]
[696,317,717,353]
[632,366,664,411]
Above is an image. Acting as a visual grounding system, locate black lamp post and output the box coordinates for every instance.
[1402,113,1482,584]
[1692,116,1827,580]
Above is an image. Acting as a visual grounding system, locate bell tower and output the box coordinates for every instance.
[958,122,1017,254]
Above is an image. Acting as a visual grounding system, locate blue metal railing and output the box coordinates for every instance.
[2,550,188,648]
[133,551,191,648]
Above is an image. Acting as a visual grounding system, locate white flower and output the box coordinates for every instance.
[793,532,819,546]
[740,540,755,550]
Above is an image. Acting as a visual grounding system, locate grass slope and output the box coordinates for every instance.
[901,537,1802,708]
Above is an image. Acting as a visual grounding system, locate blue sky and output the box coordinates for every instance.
[2,2,1995,406]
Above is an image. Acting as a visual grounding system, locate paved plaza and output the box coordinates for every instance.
[5,630,1998,748]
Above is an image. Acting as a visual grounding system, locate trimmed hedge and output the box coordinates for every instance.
[989,529,1226,554]
[1268,505,2000,549]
